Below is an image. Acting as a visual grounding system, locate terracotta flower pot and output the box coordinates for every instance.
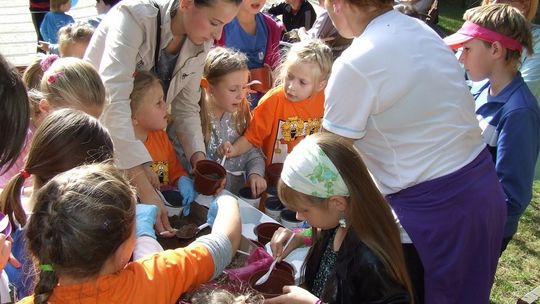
[193,160,226,195]
[266,163,284,188]
[254,222,283,245]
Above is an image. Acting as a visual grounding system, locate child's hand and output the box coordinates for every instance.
[248,174,267,198]
[269,227,304,261]
[177,176,198,216]
[264,286,319,304]
[38,41,50,53]
[218,141,235,158]
[135,204,158,239]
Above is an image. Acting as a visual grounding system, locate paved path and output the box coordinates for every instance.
[0,0,97,67]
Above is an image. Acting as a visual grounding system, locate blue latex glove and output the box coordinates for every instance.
[178,176,198,216]
[135,204,158,239]
[206,198,218,226]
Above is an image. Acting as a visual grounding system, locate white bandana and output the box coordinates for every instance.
[281,136,349,198]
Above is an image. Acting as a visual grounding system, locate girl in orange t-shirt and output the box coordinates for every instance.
[218,39,333,166]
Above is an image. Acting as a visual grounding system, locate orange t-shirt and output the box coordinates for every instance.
[244,85,324,165]
[144,130,187,187]
[18,244,215,304]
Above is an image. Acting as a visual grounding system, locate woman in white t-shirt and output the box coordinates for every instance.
[321,0,507,303]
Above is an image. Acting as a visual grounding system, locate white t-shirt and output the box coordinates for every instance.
[323,10,485,195]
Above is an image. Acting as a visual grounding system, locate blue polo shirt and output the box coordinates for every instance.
[474,73,540,237]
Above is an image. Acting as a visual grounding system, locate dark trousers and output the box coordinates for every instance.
[403,243,425,304]
[30,11,47,52]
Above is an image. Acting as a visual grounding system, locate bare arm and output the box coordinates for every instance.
[212,195,241,255]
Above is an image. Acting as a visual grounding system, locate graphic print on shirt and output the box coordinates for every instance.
[151,161,170,185]
[273,116,321,163]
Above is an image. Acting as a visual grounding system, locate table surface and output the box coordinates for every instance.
[195,192,309,284]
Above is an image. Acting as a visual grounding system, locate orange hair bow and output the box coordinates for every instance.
[200,77,209,89]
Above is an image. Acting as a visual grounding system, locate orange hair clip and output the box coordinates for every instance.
[200,77,209,89]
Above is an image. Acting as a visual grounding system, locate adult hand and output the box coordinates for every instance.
[270,227,304,261]
[190,151,206,173]
[135,204,158,239]
[248,174,267,198]
[127,165,175,238]
[177,176,198,216]
[264,286,319,304]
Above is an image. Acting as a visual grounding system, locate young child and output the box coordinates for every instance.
[445,4,540,253]
[0,109,114,300]
[18,163,241,304]
[0,53,30,184]
[130,71,197,214]
[266,0,317,32]
[39,0,75,44]
[219,39,332,166]
[199,47,267,196]
[216,0,284,107]
[266,133,413,303]
[0,57,106,188]
[39,22,94,57]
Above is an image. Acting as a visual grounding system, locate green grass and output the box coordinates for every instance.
[438,1,468,34]
[490,182,540,303]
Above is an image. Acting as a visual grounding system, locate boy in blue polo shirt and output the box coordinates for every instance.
[445,4,540,252]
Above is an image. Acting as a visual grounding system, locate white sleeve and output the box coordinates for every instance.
[171,70,206,161]
[88,6,152,169]
[323,61,376,140]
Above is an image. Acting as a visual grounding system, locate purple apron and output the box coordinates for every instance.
[387,149,506,304]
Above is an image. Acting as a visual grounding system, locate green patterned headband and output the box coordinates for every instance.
[281,135,349,198]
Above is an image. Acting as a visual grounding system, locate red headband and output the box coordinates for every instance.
[444,21,523,51]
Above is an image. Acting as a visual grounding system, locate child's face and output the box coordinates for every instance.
[240,0,267,14]
[60,1,72,12]
[209,69,250,115]
[283,61,323,102]
[458,39,494,82]
[179,0,240,44]
[95,0,109,15]
[287,199,341,230]
[132,81,168,131]
[60,41,90,59]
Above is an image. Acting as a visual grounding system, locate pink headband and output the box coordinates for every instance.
[444,21,523,51]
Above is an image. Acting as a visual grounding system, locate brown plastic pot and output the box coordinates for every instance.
[275,261,295,277]
[249,268,295,299]
[254,222,283,245]
[193,160,226,195]
[266,163,284,188]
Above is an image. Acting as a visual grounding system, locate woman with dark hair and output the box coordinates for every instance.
[85,0,243,237]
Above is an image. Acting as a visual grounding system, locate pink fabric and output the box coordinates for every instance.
[444,21,523,50]
[224,247,274,282]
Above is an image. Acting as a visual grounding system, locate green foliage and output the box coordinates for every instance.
[490,182,540,303]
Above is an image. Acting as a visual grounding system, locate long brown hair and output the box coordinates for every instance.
[0,53,30,173]
[26,163,135,304]
[200,47,251,145]
[278,132,414,300]
[0,109,113,226]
